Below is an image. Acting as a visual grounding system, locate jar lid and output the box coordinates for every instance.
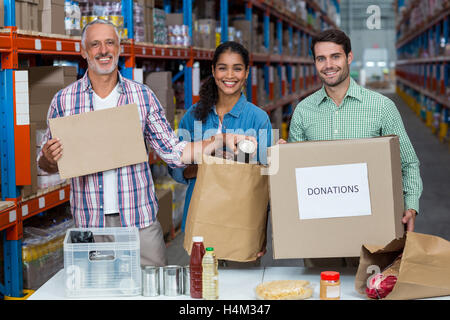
[321,271,340,281]
[192,236,204,242]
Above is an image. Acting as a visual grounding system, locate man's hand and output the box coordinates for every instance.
[276,138,287,144]
[402,209,417,232]
[38,138,62,174]
[203,133,258,158]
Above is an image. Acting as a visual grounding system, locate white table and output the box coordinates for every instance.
[28,267,449,300]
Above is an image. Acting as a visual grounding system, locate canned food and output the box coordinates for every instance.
[236,139,256,163]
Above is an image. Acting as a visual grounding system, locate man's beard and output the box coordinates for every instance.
[87,53,119,75]
[319,65,349,87]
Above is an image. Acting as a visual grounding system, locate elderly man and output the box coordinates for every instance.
[38,19,255,266]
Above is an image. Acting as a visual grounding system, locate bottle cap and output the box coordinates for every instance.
[321,271,340,281]
[206,247,214,251]
[192,236,204,242]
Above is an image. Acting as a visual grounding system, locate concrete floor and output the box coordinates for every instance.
[166,87,450,266]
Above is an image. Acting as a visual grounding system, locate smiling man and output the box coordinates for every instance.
[288,29,423,268]
[37,20,256,267]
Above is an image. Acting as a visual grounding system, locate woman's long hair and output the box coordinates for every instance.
[193,41,250,122]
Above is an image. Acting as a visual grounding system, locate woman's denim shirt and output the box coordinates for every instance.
[168,93,273,231]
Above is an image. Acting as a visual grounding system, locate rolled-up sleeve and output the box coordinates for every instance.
[144,91,187,169]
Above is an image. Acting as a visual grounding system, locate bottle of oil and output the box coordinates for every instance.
[202,247,218,300]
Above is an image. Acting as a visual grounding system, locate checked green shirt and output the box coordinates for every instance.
[288,77,423,213]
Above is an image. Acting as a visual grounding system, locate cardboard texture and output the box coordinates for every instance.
[156,188,173,237]
[48,103,148,179]
[355,232,450,300]
[0,2,4,28]
[145,72,175,127]
[40,3,65,34]
[16,0,39,31]
[28,66,77,123]
[183,155,269,262]
[268,136,405,259]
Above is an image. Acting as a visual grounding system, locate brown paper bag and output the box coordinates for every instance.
[183,155,269,262]
[355,231,450,300]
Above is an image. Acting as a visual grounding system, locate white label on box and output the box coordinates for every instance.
[9,210,16,223]
[22,204,28,217]
[39,197,45,209]
[75,42,80,52]
[56,41,62,51]
[142,48,146,55]
[295,163,372,220]
[35,39,42,50]
[59,189,65,201]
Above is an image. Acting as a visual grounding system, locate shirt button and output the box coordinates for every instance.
[100,205,103,209]
[335,111,338,115]
[334,129,338,134]
[99,185,102,189]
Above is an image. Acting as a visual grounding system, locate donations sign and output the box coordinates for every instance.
[295,163,372,220]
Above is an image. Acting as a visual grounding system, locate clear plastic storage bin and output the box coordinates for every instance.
[63,227,141,297]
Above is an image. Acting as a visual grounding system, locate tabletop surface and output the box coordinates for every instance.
[28,266,450,300]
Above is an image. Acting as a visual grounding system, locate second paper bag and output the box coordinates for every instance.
[183,155,269,262]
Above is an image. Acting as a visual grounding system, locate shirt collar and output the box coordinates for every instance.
[81,69,125,94]
[213,92,247,118]
[316,77,363,106]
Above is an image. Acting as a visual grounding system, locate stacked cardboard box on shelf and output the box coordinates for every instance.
[145,71,175,128]
[16,0,40,32]
[21,66,77,199]
[39,0,65,35]
[0,2,4,28]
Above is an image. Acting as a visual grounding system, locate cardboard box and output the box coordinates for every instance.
[40,3,65,35]
[16,0,39,31]
[144,72,175,127]
[232,20,251,50]
[28,66,77,86]
[156,188,173,237]
[28,66,78,123]
[268,136,405,259]
[0,1,4,28]
[197,19,216,49]
[166,13,183,26]
[48,104,148,179]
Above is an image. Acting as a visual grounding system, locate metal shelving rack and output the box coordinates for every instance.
[395,0,450,143]
[0,0,339,298]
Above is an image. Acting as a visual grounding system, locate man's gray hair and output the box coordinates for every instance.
[81,19,121,49]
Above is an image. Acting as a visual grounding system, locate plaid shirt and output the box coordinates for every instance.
[289,77,423,213]
[39,71,187,228]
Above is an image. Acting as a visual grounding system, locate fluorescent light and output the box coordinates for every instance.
[366,61,375,67]
[377,61,386,67]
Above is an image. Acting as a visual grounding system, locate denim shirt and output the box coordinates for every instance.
[169,93,273,231]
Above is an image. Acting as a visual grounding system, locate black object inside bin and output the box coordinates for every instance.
[69,230,95,243]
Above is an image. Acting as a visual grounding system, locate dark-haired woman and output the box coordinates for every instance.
[169,42,272,259]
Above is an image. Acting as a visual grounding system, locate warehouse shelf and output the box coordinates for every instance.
[20,184,70,222]
[396,6,450,49]
[0,202,17,233]
[263,84,321,112]
[396,56,450,64]
[395,0,450,147]
[396,77,450,109]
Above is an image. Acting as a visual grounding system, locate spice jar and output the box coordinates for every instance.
[320,271,341,300]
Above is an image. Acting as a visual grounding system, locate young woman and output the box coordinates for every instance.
[169,41,273,244]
